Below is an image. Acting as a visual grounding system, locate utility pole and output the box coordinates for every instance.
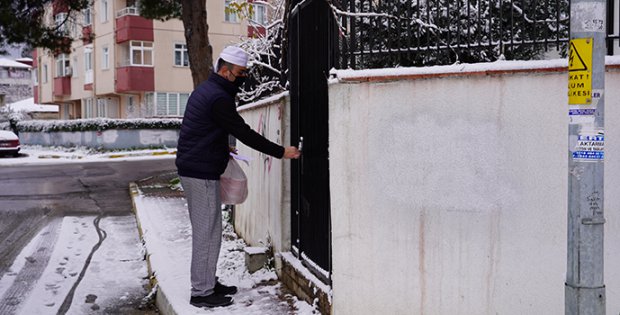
[566,0,607,313]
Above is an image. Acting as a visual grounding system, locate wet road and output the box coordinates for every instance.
[0,158,176,314]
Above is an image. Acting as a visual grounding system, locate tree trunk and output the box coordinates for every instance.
[181,0,212,88]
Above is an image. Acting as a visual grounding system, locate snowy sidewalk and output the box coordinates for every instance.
[0,145,178,166]
[129,172,318,315]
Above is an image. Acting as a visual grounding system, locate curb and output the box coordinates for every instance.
[31,150,177,160]
[108,150,177,159]
[129,182,178,315]
[155,285,177,315]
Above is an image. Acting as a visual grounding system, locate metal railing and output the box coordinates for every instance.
[331,0,618,70]
[116,6,140,18]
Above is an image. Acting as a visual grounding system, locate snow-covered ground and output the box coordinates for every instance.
[0,215,153,314]
[133,195,319,314]
[1,145,320,314]
[0,145,177,166]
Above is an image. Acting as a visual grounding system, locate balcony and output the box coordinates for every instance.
[52,0,68,15]
[115,7,153,43]
[82,25,93,44]
[53,76,71,96]
[116,66,154,93]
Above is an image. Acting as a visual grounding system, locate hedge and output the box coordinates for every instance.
[15,118,182,133]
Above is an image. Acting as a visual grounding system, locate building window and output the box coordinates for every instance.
[55,12,68,35]
[145,92,190,116]
[84,48,93,71]
[72,56,78,78]
[224,0,238,23]
[252,3,267,25]
[63,103,71,119]
[101,0,109,22]
[83,7,92,26]
[174,44,189,67]
[84,47,93,71]
[84,46,93,84]
[43,64,48,83]
[145,93,154,116]
[85,98,110,118]
[97,98,108,117]
[130,41,153,66]
[84,98,94,118]
[102,46,109,69]
[70,17,77,37]
[5,68,28,79]
[56,54,71,77]
[127,95,135,115]
[33,68,39,85]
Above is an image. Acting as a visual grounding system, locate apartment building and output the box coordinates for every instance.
[34,0,268,119]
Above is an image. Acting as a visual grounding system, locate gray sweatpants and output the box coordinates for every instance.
[179,176,222,297]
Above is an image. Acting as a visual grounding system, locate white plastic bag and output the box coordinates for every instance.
[220,157,248,204]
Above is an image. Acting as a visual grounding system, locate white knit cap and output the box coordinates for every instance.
[214,46,248,71]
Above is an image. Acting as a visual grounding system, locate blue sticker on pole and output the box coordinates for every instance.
[569,109,596,116]
[572,134,604,161]
[572,151,604,160]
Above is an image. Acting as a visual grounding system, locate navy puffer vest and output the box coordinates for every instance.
[176,74,237,180]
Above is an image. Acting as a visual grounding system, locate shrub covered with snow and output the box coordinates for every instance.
[0,108,29,131]
[16,118,182,133]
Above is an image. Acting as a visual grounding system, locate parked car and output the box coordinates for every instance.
[0,130,20,157]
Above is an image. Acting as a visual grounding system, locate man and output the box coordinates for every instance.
[176,46,301,308]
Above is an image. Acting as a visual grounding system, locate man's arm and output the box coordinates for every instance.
[212,98,300,159]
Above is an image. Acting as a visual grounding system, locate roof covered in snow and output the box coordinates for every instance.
[7,98,59,113]
[0,57,32,69]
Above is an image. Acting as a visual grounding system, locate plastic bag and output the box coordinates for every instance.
[220,157,248,204]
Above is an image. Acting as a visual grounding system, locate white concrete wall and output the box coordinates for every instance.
[20,129,179,149]
[329,62,620,314]
[235,93,291,258]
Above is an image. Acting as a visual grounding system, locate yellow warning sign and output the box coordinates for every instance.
[568,38,593,105]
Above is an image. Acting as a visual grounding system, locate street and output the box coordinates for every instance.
[0,158,176,314]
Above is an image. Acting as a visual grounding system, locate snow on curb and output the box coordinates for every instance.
[106,150,177,159]
[0,146,176,166]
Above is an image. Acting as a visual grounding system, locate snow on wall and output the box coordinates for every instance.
[235,93,292,261]
[329,62,620,314]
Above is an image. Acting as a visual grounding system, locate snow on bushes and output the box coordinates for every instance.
[15,118,182,133]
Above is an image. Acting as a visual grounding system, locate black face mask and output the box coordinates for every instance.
[233,75,246,89]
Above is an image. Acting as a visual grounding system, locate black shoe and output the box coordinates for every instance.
[214,281,238,295]
[190,293,233,308]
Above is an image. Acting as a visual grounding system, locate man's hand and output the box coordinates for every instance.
[283,146,301,159]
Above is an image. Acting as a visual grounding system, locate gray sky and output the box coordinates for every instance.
[1,44,27,58]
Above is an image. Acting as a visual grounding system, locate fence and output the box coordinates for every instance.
[331,0,619,69]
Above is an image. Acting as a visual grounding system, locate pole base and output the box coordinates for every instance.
[565,283,605,315]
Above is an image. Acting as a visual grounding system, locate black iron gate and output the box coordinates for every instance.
[289,0,339,283]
